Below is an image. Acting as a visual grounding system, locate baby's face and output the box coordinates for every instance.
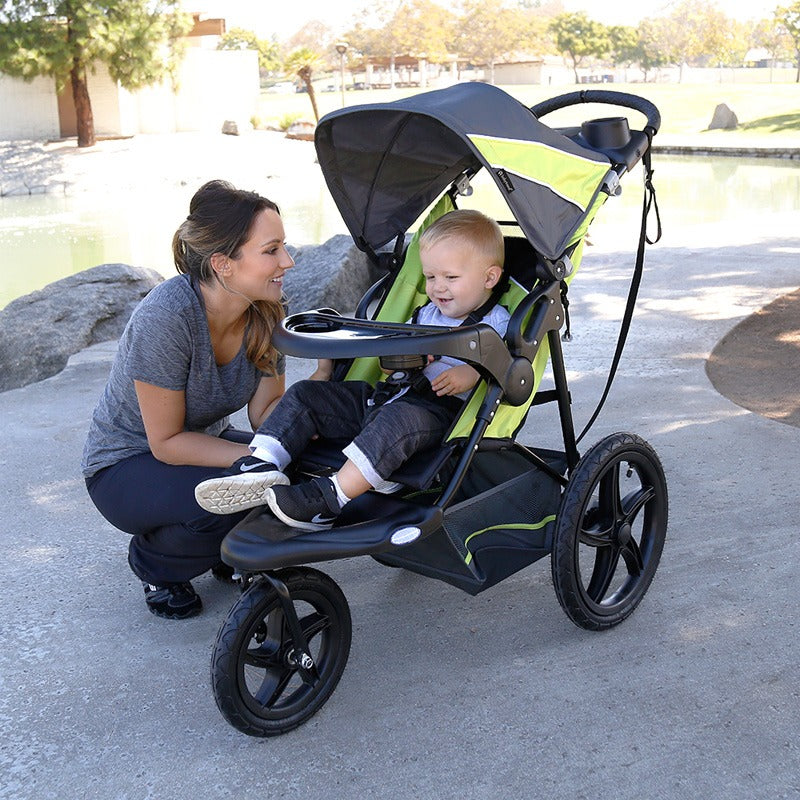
[421,239,500,320]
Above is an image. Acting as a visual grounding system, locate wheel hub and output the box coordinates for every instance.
[617,521,632,546]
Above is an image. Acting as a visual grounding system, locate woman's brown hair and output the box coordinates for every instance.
[172,179,284,373]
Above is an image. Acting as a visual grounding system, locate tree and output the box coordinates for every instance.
[548,12,610,83]
[284,48,322,122]
[776,2,800,81]
[217,27,280,75]
[608,25,639,66]
[656,1,732,80]
[636,19,671,81]
[0,1,190,147]
[455,0,536,84]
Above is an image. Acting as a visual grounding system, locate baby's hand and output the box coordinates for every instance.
[430,364,479,396]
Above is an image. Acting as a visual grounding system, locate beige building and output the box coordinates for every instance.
[0,14,259,141]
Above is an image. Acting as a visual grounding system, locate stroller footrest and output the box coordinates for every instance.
[221,496,444,572]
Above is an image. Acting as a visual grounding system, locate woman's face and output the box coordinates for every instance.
[226,208,294,303]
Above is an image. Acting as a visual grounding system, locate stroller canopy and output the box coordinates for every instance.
[314,82,613,262]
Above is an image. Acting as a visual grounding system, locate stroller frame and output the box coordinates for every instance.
[210,85,668,737]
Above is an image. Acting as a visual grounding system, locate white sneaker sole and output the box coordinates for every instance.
[194,471,289,514]
[264,487,336,532]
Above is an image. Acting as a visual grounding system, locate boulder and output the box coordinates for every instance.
[221,120,240,136]
[708,103,738,130]
[0,236,383,391]
[285,235,375,313]
[286,121,316,141]
[0,264,162,392]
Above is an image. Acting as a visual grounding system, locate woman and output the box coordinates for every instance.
[81,180,329,620]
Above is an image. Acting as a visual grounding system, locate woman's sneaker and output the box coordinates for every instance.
[194,456,289,514]
[143,581,202,619]
[265,476,341,531]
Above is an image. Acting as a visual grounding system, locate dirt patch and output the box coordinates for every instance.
[706,287,800,428]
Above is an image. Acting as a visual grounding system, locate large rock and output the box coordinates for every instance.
[285,235,376,313]
[0,264,162,392]
[0,236,380,391]
[708,103,738,130]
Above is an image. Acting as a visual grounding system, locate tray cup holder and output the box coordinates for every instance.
[581,116,631,149]
[379,353,428,371]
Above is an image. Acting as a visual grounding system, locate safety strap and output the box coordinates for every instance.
[576,139,661,444]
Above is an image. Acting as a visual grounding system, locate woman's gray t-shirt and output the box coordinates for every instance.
[81,274,284,477]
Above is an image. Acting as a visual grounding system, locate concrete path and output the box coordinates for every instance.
[1,215,799,798]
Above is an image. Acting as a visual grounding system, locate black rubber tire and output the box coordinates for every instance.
[211,567,351,737]
[551,432,667,630]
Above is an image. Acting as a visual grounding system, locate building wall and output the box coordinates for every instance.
[1,48,259,140]
[493,63,543,85]
[173,48,258,132]
[0,74,59,140]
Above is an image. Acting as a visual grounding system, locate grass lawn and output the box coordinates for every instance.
[257,80,800,144]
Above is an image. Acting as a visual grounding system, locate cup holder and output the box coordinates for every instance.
[581,116,631,149]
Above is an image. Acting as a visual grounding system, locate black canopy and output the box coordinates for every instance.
[314,82,613,261]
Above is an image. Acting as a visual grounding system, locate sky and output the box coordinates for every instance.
[196,0,779,40]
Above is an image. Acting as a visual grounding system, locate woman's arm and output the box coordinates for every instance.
[248,374,285,430]
[247,358,332,430]
[135,380,250,467]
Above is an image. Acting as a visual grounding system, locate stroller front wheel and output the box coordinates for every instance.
[551,432,668,630]
[211,567,352,737]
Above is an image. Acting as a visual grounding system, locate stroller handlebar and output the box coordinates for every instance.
[531,90,661,136]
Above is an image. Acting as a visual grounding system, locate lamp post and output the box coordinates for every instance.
[335,41,348,107]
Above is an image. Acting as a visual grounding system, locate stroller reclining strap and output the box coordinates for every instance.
[576,141,661,444]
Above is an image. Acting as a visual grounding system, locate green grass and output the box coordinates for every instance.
[258,80,800,142]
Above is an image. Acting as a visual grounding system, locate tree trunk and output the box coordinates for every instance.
[298,66,319,122]
[71,60,95,148]
[307,81,320,123]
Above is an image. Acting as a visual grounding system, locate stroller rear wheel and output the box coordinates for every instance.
[551,433,667,630]
[211,567,351,736]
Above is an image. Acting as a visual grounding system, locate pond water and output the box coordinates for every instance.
[1,155,799,309]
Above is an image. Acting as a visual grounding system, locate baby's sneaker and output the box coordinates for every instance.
[265,476,341,531]
[194,456,289,514]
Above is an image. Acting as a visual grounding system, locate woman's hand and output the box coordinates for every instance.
[308,358,333,381]
[429,364,480,396]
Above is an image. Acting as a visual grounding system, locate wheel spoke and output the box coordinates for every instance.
[579,519,615,547]
[619,536,645,577]
[299,610,330,641]
[243,642,281,669]
[254,666,294,708]
[586,544,621,602]
[621,485,655,525]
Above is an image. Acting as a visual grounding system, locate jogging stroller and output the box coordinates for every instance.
[211,83,667,737]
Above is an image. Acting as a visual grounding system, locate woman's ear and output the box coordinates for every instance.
[484,265,502,289]
[210,252,229,277]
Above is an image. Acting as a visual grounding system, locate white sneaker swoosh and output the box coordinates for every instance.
[311,513,335,524]
[239,462,272,473]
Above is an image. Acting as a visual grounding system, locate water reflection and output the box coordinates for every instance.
[1,155,798,308]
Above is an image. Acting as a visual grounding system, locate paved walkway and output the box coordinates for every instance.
[1,213,798,798]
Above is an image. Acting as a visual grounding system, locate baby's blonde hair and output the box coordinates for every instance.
[419,209,504,268]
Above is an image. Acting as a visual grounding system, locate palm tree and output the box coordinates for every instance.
[284,47,323,122]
